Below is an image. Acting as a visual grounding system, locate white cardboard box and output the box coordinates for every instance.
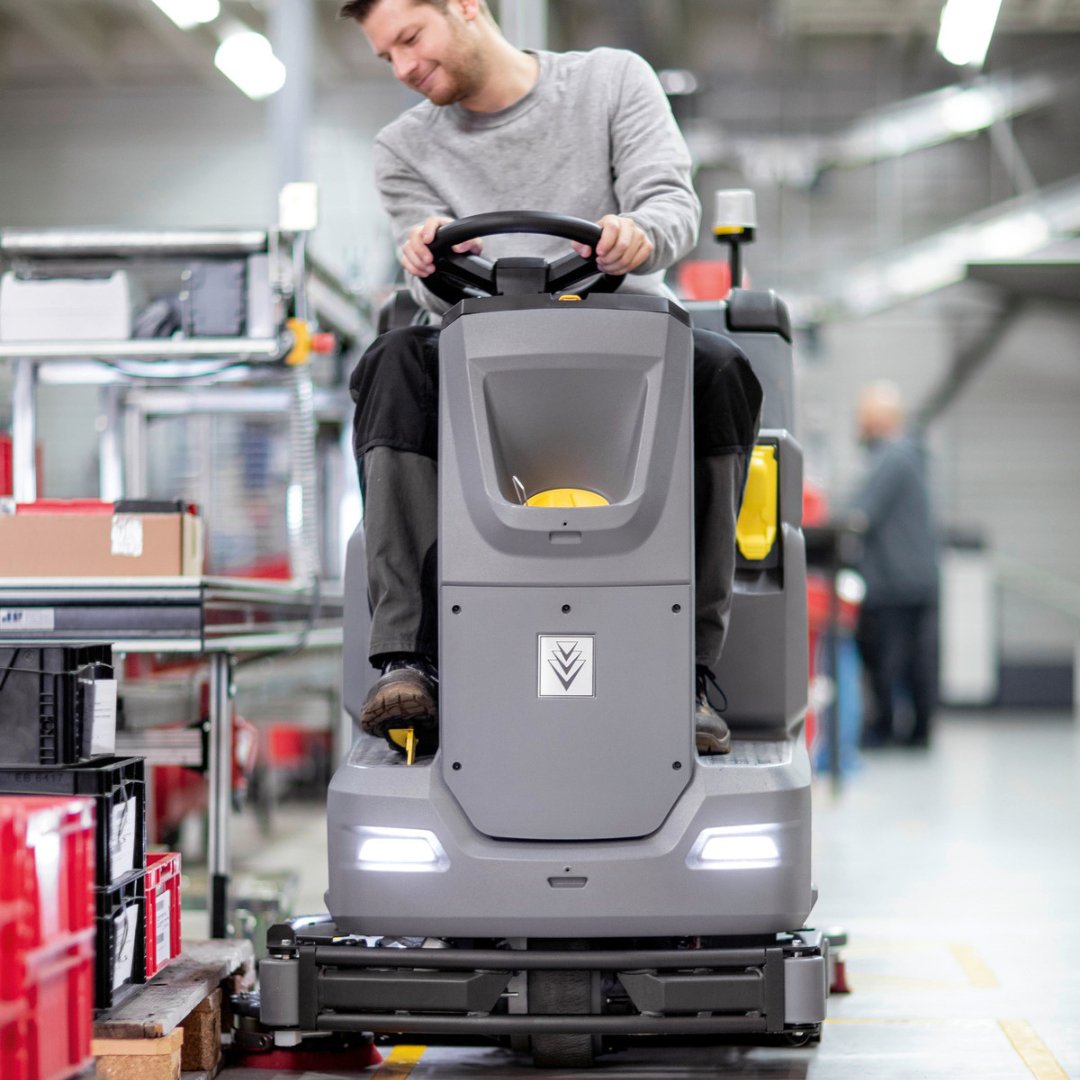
[0,270,131,341]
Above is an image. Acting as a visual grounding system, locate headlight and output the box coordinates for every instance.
[686,825,780,870]
[355,827,449,873]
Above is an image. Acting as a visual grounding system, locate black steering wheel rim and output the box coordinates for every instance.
[423,211,625,306]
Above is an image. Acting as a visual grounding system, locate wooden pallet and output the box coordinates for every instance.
[92,939,254,1080]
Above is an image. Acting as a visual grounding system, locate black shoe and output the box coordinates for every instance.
[695,666,731,755]
[360,655,439,762]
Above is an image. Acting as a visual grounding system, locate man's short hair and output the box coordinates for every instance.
[339,0,491,21]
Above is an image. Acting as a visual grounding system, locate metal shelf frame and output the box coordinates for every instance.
[0,224,370,937]
[0,574,343,938]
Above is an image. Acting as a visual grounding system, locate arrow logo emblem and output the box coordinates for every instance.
[539,635,594,697]
[548,640,586,690]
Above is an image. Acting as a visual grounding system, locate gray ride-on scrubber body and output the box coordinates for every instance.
[260,210,827,1068]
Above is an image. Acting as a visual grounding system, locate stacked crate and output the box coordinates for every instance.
[0,645,156,1013]
[0,795,96,1080]
[144,851,182,979]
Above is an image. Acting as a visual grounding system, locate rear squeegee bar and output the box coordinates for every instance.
[317,1013,772,1036]
[312,946,769,970]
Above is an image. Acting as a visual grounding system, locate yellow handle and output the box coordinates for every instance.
[286,317,311,366]
[736,445,778,561]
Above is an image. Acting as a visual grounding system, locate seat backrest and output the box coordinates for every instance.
[687,290,808,736]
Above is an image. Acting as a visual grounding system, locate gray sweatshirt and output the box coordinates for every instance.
[373,47,701,312]
[852,436,940,607]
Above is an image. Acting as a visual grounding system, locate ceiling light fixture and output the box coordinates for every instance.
[149,0,221,31]
[214,29,287,100]
[936,0,1003,68]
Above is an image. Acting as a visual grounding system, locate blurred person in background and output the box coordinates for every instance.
[850,381,940,748]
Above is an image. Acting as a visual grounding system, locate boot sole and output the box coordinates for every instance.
[360,671,438,740]
[696,731,732,755]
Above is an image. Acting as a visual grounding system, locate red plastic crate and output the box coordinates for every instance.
[0,996,29,1080]
[0,796,95,958]
[144,852,182,979]
[23,931,95,1080]
[0,894,29,1003]
[0,797,96,1080]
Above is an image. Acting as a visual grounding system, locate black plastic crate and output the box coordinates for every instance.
[0,755,146,888]
[0,645,115,766]
[94,871,146,1013]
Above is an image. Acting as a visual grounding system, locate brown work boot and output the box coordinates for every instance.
[695,666,732,755]
[360,656,439,760]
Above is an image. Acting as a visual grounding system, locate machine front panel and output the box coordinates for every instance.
[440,583,693,841]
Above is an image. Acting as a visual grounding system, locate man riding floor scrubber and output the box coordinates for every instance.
[254,203,829,1069]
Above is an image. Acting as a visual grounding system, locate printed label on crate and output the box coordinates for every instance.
[156,888,172,964]
[88,678,118,756]
[113,904,139,991]
[110,514,144,558]
[109,797,138,882]
[0,607,55,632]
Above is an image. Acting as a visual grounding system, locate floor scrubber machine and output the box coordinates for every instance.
[255,202,827,1069]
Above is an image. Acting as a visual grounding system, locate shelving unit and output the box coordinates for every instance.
[0,226,368,939]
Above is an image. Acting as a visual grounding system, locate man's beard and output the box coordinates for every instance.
[423,35,484,105]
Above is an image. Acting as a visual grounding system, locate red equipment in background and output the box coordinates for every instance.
[0,436,43,498]
[0,796,96,1080]
[675,259,733,301]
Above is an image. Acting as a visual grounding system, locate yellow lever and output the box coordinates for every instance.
[736,445,778,561]
[388,726,418,766]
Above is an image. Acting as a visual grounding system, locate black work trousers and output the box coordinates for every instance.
[855,602,939,746]
[350,324,762,670]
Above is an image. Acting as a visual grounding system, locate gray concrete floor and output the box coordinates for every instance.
[217,710,1080,1078]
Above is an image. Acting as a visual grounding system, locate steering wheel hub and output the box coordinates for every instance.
[424,211,625,306]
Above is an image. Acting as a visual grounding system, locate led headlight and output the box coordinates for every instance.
[355,827,449,873]
[686,825,780,870]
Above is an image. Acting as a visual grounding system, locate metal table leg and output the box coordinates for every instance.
[207,651,234,937]
[12,359,37,502]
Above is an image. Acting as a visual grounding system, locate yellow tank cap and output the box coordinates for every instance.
[525,488,609,508]
[736,445,778,560]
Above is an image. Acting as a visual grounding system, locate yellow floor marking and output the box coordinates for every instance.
[373,1044,427,1077]
[999,1020,1070,1080]
[950,942,1000,988]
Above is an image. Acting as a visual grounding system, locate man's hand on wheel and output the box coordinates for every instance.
[572,214,652,275]
[401,215,484,278]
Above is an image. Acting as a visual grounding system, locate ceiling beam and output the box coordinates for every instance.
[127,0,220,86]
[1,0,114,84]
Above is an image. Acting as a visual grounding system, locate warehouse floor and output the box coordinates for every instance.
[214,709,1080,1078]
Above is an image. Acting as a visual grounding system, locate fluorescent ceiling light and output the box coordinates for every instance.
[975,211,1051,259]
[214,30,287,99]
[940,87,996,135]
[658,69,699,96]
[150,0,221,30]
[936,0,1003,68]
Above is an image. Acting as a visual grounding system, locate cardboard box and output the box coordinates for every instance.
[0,271,132,341]
[0,502,203,577]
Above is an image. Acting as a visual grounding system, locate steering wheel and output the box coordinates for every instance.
[423,211,625,306]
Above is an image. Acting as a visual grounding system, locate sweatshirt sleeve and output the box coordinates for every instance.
[852,444,912,534]
[608,51,701,275]
[373,133,453,313]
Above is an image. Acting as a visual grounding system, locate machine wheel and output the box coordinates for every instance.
[528,969,595,1069]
